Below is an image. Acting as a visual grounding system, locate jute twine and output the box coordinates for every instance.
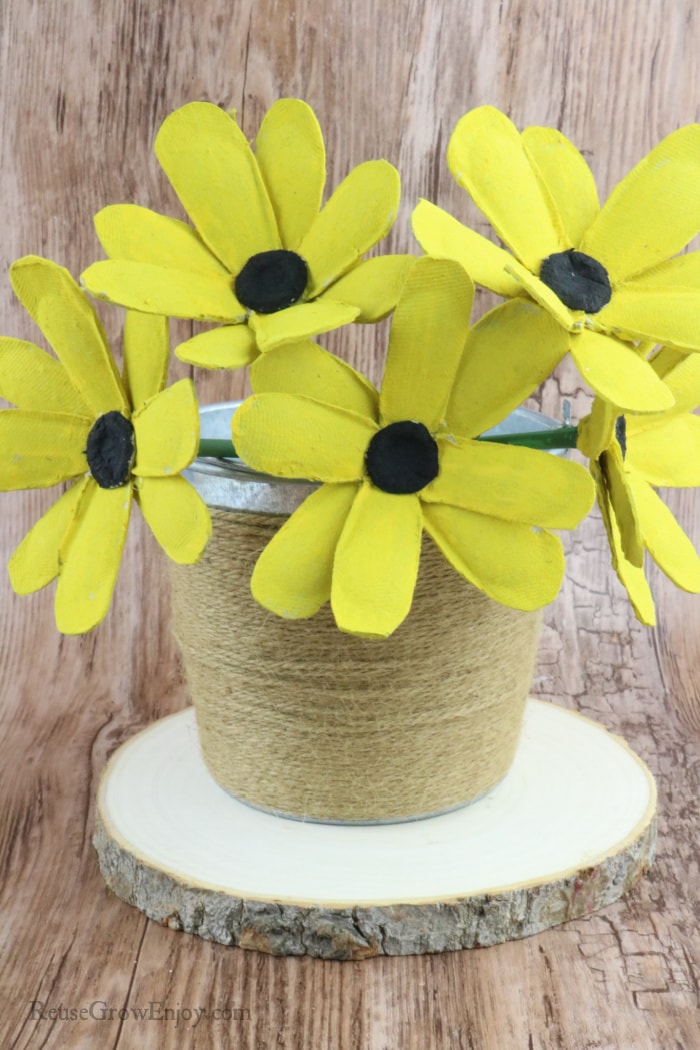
[169,508,542,823]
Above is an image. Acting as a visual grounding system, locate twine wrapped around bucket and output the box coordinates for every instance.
[169,506,542,823]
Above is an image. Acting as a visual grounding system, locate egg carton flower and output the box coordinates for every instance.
[413,106,700,413]
[0,257,211,634]
[81,99,411,368]
[577,349,700,625]
[233,257,594,638]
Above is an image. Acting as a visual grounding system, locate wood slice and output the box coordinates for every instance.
[93,700,656,959]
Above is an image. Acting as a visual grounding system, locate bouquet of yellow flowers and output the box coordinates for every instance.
[3,100,700,636]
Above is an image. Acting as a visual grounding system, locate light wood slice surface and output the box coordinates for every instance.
[94,699,656,959]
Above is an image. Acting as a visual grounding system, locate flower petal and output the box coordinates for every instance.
[251,482,358,619]
[132,379,199,477]
[250,340,379,419]
[232,393,375,481]
[380,258,473,429]
[411,199,523,297]
[630,476,700,591]
[423,502,565,610]
[592,465,656,626]
[8,477,90,594]
[325,255,414,322]
[249,299,359,351]
[81,260,244,322]
[624,250,700,289]
[135,475,211,564]
[175,324,258,370]
[122,312,169,410]
[447,106,565,271]
[651,350,700,413]
[596,284,700,352]
[154,101,280,272]
[424,439,594,529]
[600,443,644,566]
[94,204,229,273]
[10,256,127,416]
[0,338,89,415]
[0,411,90,489]
[576,399,616,460]
[300,160,400,297]
[331,483,423,637]
[446,300,569,438]
[580,124,700,282]
[521,126,599,247]
[506,261,580,330]
[255,99,325,251]
[55,481,132,634]
[626,414,700,486]
[570,328,674,411]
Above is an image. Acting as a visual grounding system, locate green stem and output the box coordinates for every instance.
[197,425,579,461]
[476,424,579,451]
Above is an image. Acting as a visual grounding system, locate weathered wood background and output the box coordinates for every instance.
[1,1,699,1047]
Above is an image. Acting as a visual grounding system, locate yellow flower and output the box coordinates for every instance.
[413,106,700,413]
[578,349,700,625]
[0,256,211,634]
[80,99,411,367]
[233,258,594,638]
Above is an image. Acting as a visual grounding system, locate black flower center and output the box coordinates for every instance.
[86,411,135,489]
[365,421,439,495]
[234,250,308,314]
[539,249,612,313]
[615,415,627,459]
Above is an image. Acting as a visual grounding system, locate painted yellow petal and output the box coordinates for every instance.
[580,124,700,283]
[0,338,89,415]
[10,256,127,416]
[411,200,523,297]
[630,476,700,591]
[651,350,700,413]
[596,285,700,352]
[447,106,565,271]
[325,255,414,322]
[506,261,580,330]
[8,477,89,594]
[255,99,325,252]
[626,414,700,486]
[250,340,379,419]
[332,483,422,637]
[447,300,569,438]
[593,468,656,626]
[300,160,400,297]
[175,324,258,370]
[423,502,565,611]
[251,483,358,619]
[577,399,616,460]
[54,481,132,634]
[380,258,473,429]
[0,411,89,489]
[94,205,228,273]
[155,101,280,272]
[600,443,644,566]
[570,328,674,411]
[424,439,594,529]
[625,250,700,289]
[132,379,199,476]
[521,126,599,247]
[233,393,375,481]
[249,299,359,351]
[81,260,244,322]
[122,312,169,410]
[135,475,211,564]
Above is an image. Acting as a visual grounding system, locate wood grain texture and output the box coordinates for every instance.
[0,0,699,1047]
